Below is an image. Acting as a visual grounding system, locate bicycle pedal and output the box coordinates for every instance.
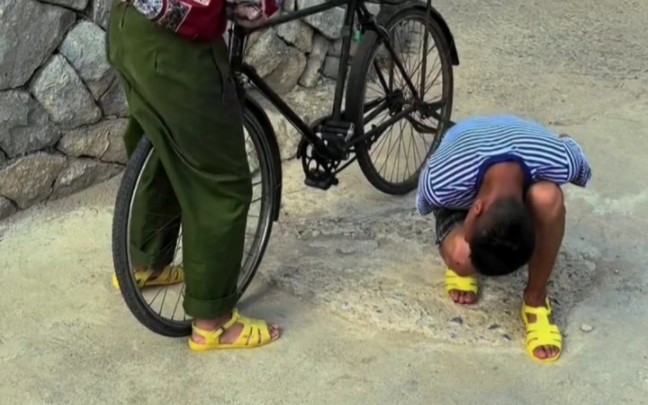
[304,175,339,190]
[321,120,355,141]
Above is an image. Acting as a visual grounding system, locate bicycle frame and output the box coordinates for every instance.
[227,0,422,159]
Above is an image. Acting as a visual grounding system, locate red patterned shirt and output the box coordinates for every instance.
[127,0,227,42]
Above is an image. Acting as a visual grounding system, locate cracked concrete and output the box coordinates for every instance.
[1,0,648,403]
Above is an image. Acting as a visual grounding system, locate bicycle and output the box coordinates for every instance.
[112,0,459,336]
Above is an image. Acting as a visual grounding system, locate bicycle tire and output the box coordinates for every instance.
[346,6,454,195]
[112,107,280,337]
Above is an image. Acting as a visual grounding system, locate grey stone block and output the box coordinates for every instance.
[0,1,75,90]
[30,54,102,130]
[0,90,60,158]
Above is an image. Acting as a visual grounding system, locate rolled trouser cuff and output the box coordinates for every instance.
[183,290,240,319]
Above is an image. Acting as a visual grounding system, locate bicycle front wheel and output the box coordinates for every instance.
[111,108,280,337]
[346,7,454,195]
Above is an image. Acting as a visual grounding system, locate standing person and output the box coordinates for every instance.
[416,115,592,364]
[107,0,281,351]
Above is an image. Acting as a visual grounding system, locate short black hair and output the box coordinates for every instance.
[469,197,535,276]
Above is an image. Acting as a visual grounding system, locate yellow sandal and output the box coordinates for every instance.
[188,309,278,351]
[111,265,184,290]
[445,269,479,302]
[522,299,562,364]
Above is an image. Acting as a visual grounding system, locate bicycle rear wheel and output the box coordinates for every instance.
[111,107,279,337]
[346,7,454,195]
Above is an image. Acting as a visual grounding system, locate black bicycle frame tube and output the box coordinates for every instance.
[361,98,388,124]
[384,40,420,100]
[229,0,367,156]
[239,64,330,153]
[349,104,418,146]
[330,0,360,120]
[229,1,423,156]
[368,16,421,101]
[238,0,366,122]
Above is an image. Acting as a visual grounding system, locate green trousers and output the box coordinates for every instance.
[107,2,252,319]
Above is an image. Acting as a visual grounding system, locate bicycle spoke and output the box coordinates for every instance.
[138,215,180,247]
[393,22,408,72]
[409,46,439,91]
[396,119,409,181]
[171,286,183,320]
[370,135,389,159]
[157,283,170,316]
[417,129,432,152]
[411,124,424,165]
[376,131,396,175]
[377,126,403,175]
[408,34,438,84]
[401,21,415,83]
[369,112,394,159]
[389,121,405,182]
[424,63,444,95]
[395,120,407,181]
[404,121,414,178]
[147,284,164,307]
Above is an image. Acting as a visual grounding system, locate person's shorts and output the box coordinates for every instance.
[432,208,468,246]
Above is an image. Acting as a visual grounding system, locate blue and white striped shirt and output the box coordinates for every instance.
[416,115,592,214]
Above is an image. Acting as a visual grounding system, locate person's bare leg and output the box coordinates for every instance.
[524,182,565,360]
[440,226,478,305]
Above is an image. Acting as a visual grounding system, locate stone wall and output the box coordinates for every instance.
[245,0,380,91]
[0,0,124,220]
[0,0,380,220]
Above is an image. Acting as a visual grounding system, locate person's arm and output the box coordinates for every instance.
[416,175,474,214]
[416,168,439,215]
[559,134,592,187]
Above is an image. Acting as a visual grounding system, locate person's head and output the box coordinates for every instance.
[463,196,535,276]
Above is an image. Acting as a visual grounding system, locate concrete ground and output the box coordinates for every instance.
[2,0,648,403]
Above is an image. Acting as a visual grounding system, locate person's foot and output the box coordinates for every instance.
[191,320,281,345]
[190,309,281,350]
[112,265,184,290]
[445,269,479,305]
[523,291,561,362]
[448,289,479,305]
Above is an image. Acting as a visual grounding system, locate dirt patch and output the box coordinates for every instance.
[261,208,601,346]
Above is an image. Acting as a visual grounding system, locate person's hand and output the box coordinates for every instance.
[231,4,267,28]
[229,2,280,29]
